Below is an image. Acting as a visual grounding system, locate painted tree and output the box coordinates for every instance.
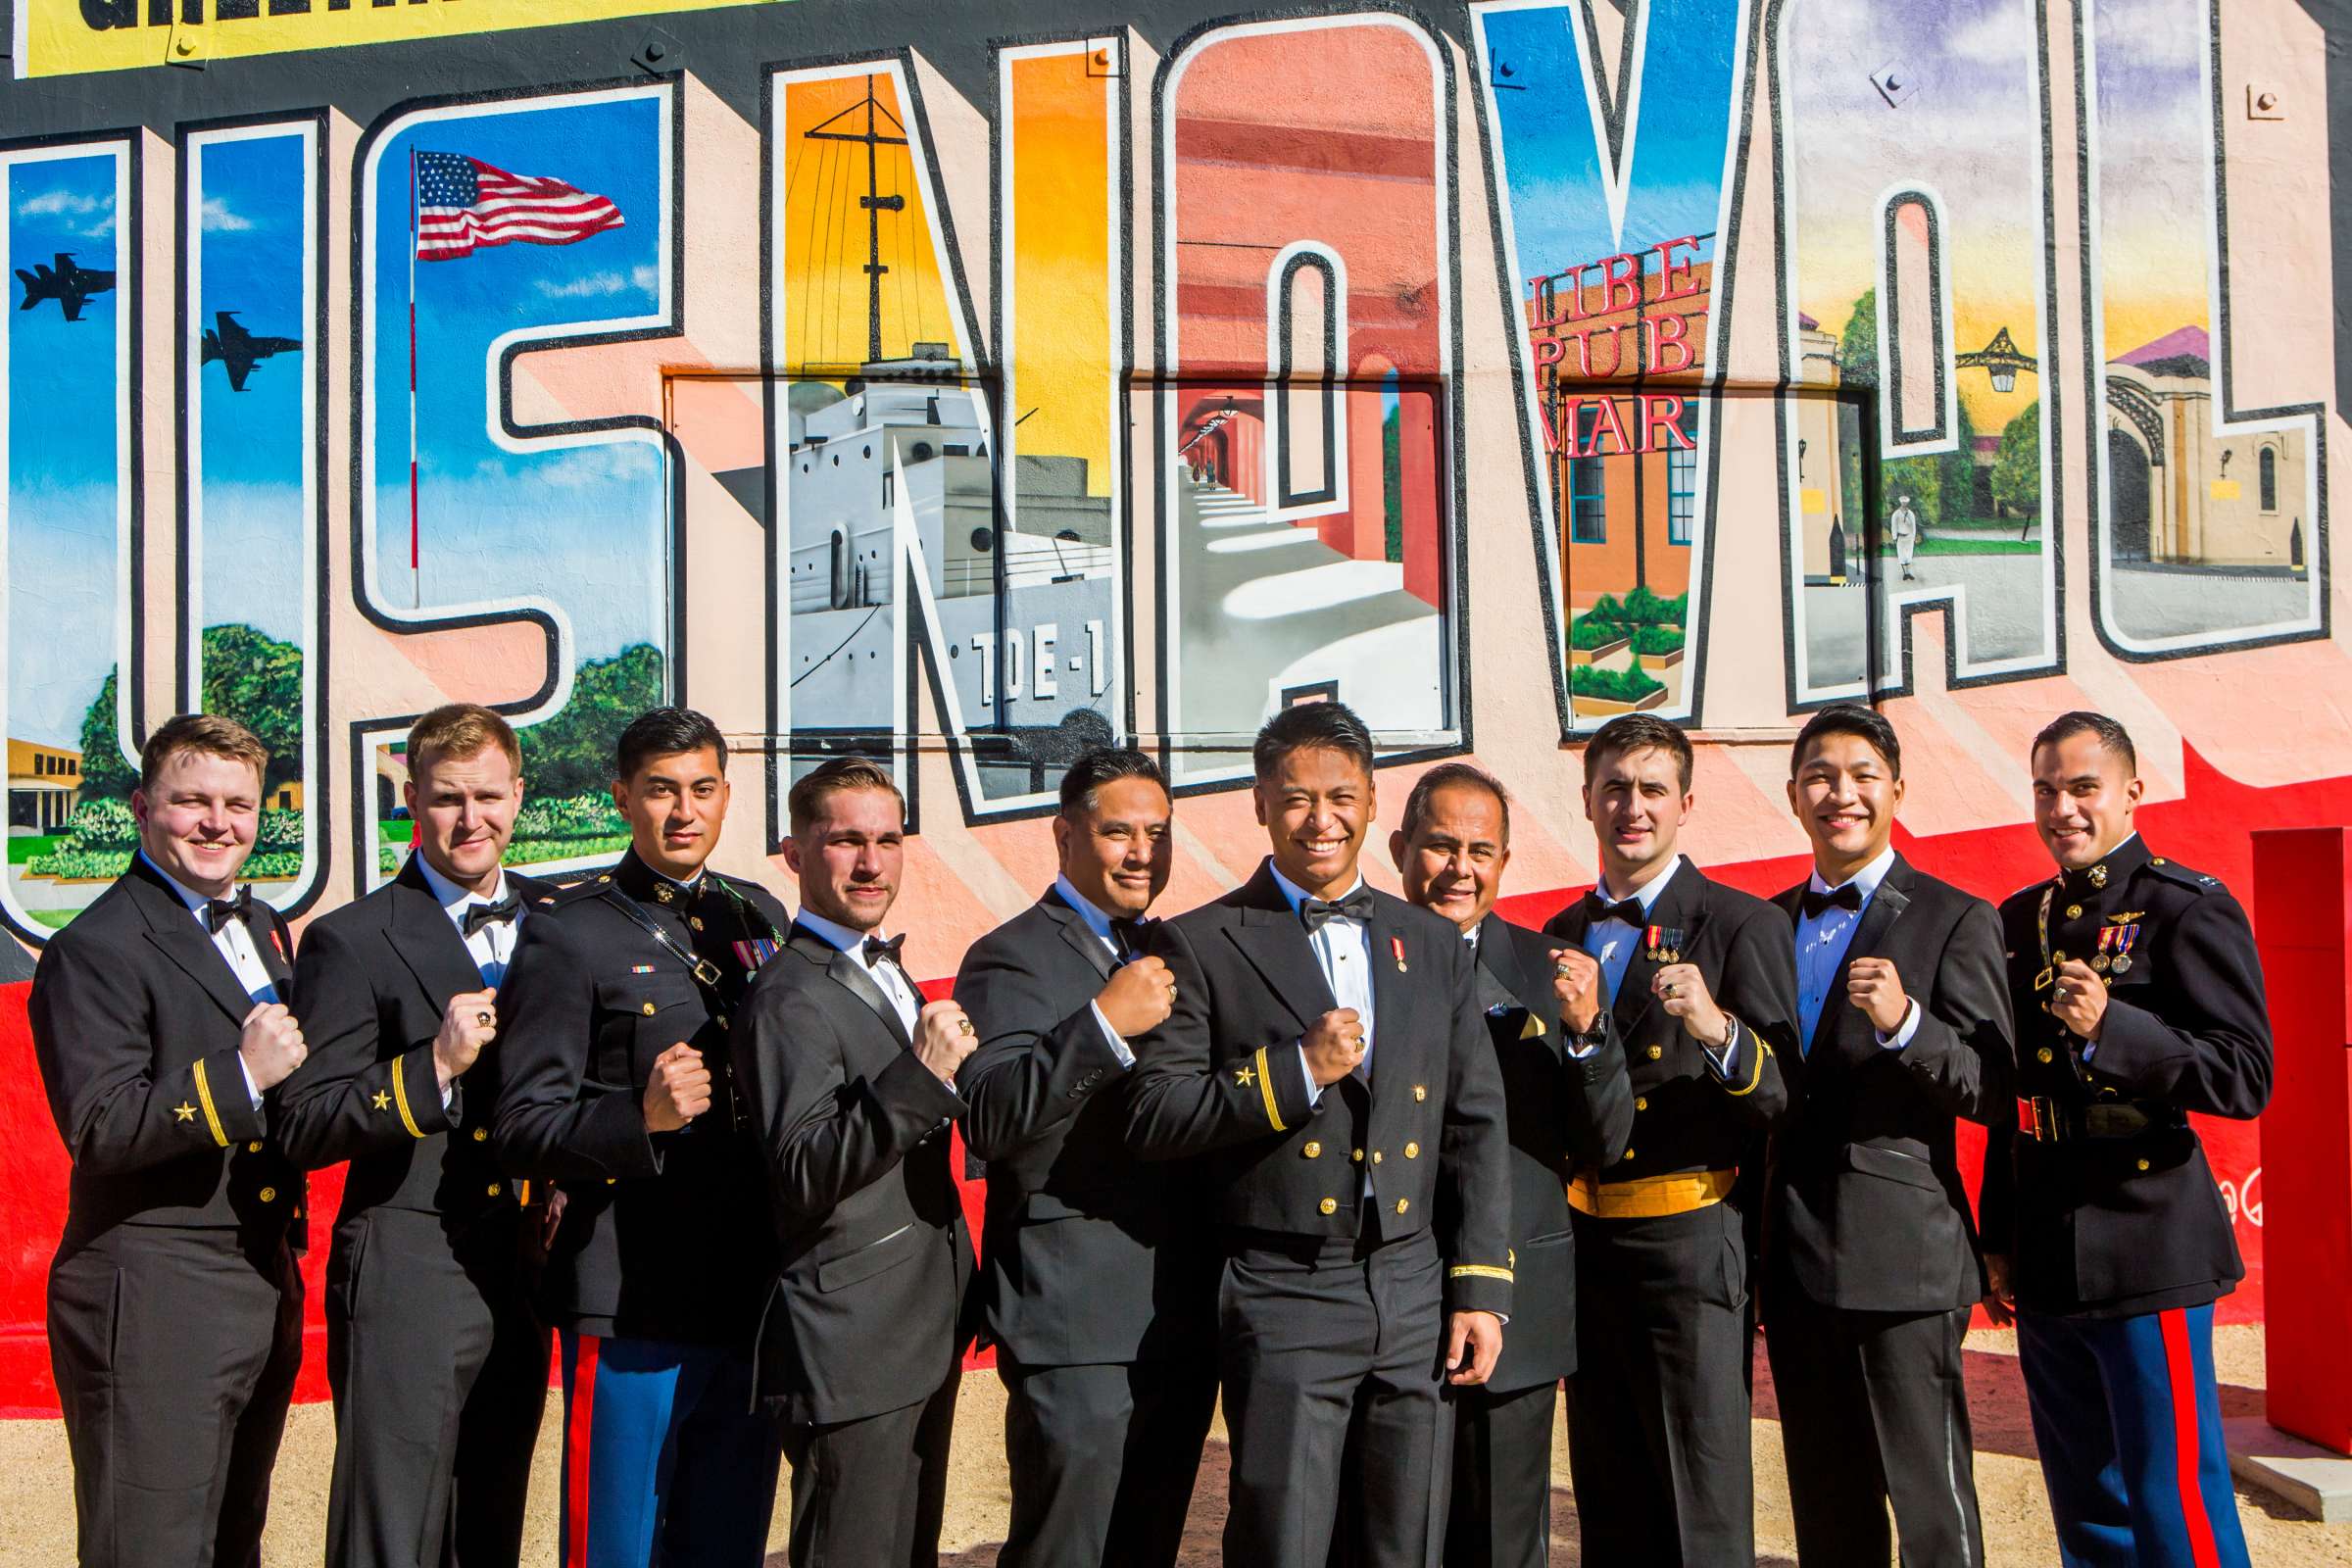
[1990,399,2042,521]
[74,625,304,798]
[514,642,666,800]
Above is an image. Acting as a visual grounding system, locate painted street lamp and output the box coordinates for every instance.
[1957,325,2036,394]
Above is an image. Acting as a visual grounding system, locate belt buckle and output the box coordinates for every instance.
[691,956,722,987]
[2018,1095,2062,1143]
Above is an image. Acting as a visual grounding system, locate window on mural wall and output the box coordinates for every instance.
[1570,406,1607,544]
[1666,401,1698,546]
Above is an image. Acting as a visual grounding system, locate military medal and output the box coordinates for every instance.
[2111,923,2138,975]
[1645,925,1684,962]
[2092,927,2115,972]
[1391,935,1408,973]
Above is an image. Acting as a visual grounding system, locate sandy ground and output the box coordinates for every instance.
[1,1324,2344,1565]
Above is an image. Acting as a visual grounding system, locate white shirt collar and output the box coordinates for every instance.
[1596,855,1682,916]
[1053,873,1119,950]
[138,849,234,917]
[797,906,885,959]
[1267,861,1367,917]
[1808,843,1897,900]
[415,853,510,914]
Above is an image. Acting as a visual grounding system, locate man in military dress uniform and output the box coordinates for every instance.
[740,757,980,1567]
[1541,713,1799,1568]
[953,749,1215,1568]
[1984,711,2268,1568]
[32,714,308,1567]
[1387,761,1612,1568]
[493,708,793,1568]
[1126,701,1512,1568]
[1766,705,2012,1568]
[280,704,552,1567]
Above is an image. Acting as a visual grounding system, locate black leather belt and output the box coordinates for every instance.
[2016,1095,2173,1143]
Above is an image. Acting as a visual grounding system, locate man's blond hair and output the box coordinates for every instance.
[407,703,522,776]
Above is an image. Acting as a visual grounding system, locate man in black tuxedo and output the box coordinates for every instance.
[953,749,1214,1568]
[1540,712,1798,1568]
[32,714,308,1567]
[1126,701,1512,1568]
[739,756,979,1567]
[280,703,552,1567]
[1764,705,2012,1567]
[1389,762,1615,1568]
[493,708,793,1567]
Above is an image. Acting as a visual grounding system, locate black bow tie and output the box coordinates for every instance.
[462,892,523,938]
[1109,916,1153,962]
[1583,890,1647,927]
[862,933,906,967]
[1800,883,1865,919]
[202,887,253,934]
[1298,886,1375,932]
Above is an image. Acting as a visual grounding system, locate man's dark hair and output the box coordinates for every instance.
[614,707,728,780]
[1252,700,1375,782]
[1058,748,1166,817]
[1582,713,1693,794]
[2033,710,2137,777]
[1790,704,1902,780]
[1399,761,1510,844]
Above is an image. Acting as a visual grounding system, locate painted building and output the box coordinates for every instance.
[1,0,2345,1379]
[5,740,82,832]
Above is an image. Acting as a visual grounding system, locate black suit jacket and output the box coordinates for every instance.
[1766,855,2013,1314]
[279,859,550,1232]
[1124,860,1513,1317]
[954,889,1211,1368]
[740,925,975,1425]
[1982,836,2272,1317]
[1462,913,1596,1389]
[30,855,305,1248]
[1542,858,1799,1187]
[491,851,790,1344]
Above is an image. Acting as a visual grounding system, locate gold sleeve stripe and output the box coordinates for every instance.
[390,1054,426,1140]
[1722,1020,1769,1098]
[190,1057,230,1148]
[1448,1263,1514,1282]
[1253,1046,1286,1133]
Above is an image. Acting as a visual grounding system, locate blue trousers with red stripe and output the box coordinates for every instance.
[557,1330,782,1568]
[2016,1304,2251,1568]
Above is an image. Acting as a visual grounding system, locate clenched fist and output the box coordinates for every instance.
[1653,962,1731,1051]
[1301,1007,1366,1088]
[434,988,500,1088]
[643,1043,711,1132]
[1096,956,1177,1039]
[2049,958,2109,1042]
[914,999,979,1085]
[1844,957,1912,1036]
[239,1001,308,1091]
[1549,947,1602,1035]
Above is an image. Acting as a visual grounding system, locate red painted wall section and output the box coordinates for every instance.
[0,743,2333,1414]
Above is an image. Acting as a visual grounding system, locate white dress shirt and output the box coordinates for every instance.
[1268,864,1376,1106]
[797,908,922,1033]
[1580,857,1743,1079]
[1053,874,1138,1069]
[1794,845,1921,1054]
[139,851,272,1107]
[415,855,525,989]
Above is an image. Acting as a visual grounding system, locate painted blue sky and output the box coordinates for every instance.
[8,153,122,752]
[197,131,310,653]
[1483,0,1743,287]
[369,93,667,662]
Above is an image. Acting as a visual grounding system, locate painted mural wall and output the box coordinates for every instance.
[2,0,2341,1357]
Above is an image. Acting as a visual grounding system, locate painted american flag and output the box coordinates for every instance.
[413,152,624,261]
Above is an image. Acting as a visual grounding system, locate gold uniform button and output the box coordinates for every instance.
[1319,1198,1338,1216]
[247,1141,265,1153]
[2152,858,2167,865]
[1646,1045,1664,1060]
[1622,1149,1637,1161]
[641,1002,658,1015]
[689,916,705,932]
[1395,1200,1409,1215]
[1372,1151,1384,1166]
[1302,1141,1322,1158]
[258,1187,277,1203]
[1413,1085,1428,1102]
[2037,1047,2054,1064]
[1635,1097,1648,1111]
[487,1182,503,1197]
[2136,1158,2151,1172]
[1352,1149,1365,1163]
[2067,904,2082,919]
[473,1127,490,1143]
[1404,1142,1420,1159]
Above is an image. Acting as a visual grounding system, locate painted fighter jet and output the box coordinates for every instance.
[14,252,116,322]
[200,311,302,392]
